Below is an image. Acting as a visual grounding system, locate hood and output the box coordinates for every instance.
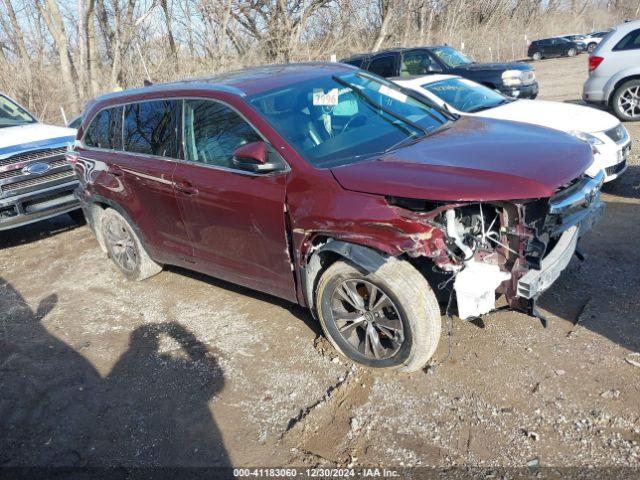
[455,62,532,73]
[477,99,619,134]
[0,123,76,158]
[330,116,593,202]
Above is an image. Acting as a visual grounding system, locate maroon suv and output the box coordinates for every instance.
[71,63,604,372]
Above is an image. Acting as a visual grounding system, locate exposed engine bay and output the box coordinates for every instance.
[422,171,606,320]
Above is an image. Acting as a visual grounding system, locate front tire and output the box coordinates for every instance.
[315,258,441,372]
[100,208,162,281]
[532,52,542,61]
[567,48,577,57]
[587,43,597,53]
[611,79,640,122]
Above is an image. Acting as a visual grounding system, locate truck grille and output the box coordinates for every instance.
[0,146,76,198]
[2,170,76,192]
[0,159,67,180]
[0,147,68,168]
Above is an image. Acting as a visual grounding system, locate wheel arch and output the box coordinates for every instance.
[81,195,153,257]
[302,238,390,315]
[605,71,640,104]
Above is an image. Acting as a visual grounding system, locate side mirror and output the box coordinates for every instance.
[426,64,443,73]
[232,141,279,173]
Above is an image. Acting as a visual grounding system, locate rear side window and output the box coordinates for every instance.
[368,56,396,77]
[183,100,261,168]
[613,29,640,51]
[123,100,181,158]
[84,107,123,150]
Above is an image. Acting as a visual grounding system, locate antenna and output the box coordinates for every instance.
[136,43,152,84]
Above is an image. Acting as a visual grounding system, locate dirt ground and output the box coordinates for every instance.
[1,55,639,472]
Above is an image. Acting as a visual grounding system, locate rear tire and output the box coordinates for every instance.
[567,48,577,57]
[532,52,542,61]
[587,43,597,53]
[315,257,441,372]
[611,79,640,122]
[100,208,162,281]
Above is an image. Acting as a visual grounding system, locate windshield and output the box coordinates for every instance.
[0,94,36,128]
[430,46,474,68]
[422,78,510,113]
[249,72,451,168]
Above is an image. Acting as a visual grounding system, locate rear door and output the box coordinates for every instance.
[116,99,192,265]
[172,98,295,301]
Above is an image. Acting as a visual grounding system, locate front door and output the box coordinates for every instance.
[173,98,295,301]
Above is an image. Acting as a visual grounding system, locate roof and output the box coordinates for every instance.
[341,45,448,62]
[92,62,357,105]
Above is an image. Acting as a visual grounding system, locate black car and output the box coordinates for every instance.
[341,45,538,99]
[528,37,580,60]
[561,35,588,52]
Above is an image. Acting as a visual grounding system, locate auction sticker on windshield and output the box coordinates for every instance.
[313,88,339,106]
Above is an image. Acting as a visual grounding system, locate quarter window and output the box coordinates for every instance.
[183,100,261,168]
[613,29,640,51]
[368,56,396,77]
[84,107,123,150]
[123,100,181,157]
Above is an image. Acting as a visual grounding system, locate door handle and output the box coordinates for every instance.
[175,181,199,196]
[110,166,124,177]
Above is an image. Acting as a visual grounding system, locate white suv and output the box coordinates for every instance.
[583,20,640,121]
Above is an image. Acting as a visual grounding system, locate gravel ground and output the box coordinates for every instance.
[1,55,639,471]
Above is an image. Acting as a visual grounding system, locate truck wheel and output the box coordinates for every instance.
[611,80,640,122]
[587,43,597,53]
[567,48,577,57]
[100,208,162,281]
[532,52,542,61]
[315,257,441,372]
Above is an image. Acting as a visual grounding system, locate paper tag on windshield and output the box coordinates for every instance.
[313,89,339,106]
[379,85,407,103]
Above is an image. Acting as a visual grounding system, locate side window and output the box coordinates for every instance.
[400,51,435,75]
[123,100,181,157]
[84,107,123,150]
[613,29,640,51]
[368,56,396,77]
[183,100,261,168]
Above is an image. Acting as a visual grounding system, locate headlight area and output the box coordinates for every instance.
[569,130,605,147]
[501,70,524,87]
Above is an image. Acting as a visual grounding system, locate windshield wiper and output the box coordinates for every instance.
[331,76,428,137]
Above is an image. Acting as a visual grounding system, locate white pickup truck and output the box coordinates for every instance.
[0,93,80,231]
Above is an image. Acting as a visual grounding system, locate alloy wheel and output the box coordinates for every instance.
[330,279,405,360]
[618,85,640,119]
[104,218,138,273]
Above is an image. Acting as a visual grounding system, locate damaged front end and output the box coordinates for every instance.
[394,170,605,320]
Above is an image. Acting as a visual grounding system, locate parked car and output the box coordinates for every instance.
[560,35,588,52]
[395,74,630,182]
[528,37,580,60]
[341,46,539,99]
[0,93,81,231]
[583,31,610,52]
[583,19,640,121]
[71,63,604,372]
